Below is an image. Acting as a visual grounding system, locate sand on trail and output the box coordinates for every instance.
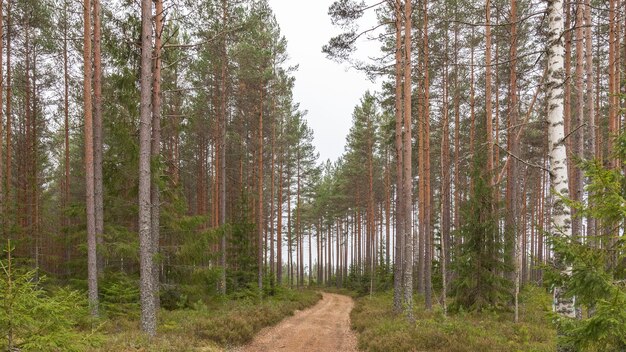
[234,292,358,352]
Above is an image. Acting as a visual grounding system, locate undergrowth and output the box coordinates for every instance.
[90,288,321,351]
[351,285,555,352]
[320,286,360,298]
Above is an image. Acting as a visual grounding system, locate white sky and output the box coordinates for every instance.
[268,0,381,164]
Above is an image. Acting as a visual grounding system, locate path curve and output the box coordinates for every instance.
[235,292,358,352]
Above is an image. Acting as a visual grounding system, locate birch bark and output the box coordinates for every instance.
[546,0,576,332]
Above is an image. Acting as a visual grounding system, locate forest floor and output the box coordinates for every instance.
[233,292,358,352]
[89,289,321,351]
[351,286,556,352]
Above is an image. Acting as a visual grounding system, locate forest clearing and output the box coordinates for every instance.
[1,0,625,351]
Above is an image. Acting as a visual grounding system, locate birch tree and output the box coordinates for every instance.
[546,0,576,343]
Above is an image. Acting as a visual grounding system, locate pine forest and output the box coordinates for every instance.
[0,0,625,351]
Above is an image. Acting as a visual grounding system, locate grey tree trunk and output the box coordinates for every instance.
[392,0,404,314]
[138,0,156,336]
[440,7,450,315]
[83,0,99,318]
[219,0,228,295]
[93,0,104,276]
[402,0,414,318]
[422,0,433,311]
[583,0,596,240]
[258,88,264,290]
[5,0,11,235]
[572,0,585,241]
[151,0,164,310]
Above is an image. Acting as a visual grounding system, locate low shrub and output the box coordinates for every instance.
[351,286,555,352]
[91,288,321,351]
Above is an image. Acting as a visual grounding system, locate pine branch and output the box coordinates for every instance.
[494,143,552,176]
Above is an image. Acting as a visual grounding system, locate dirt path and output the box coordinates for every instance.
[234,292,358,352]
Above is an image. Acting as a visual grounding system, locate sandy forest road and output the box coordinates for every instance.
[234,292,358,352]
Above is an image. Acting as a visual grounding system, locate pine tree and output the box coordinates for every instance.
[138,0,156,336]
[83,0,99,317]
[451,132,510,312]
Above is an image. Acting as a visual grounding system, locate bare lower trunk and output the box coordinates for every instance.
[392,0,404,314]
[139,0,156,336]
[277,160,283,285]
[5,0,11,235]
[507,0,520,294]
[422,0,433,311]
[572,0,585,241]
[402,0,414,318]
[270,121,275,288]
[83,0,99,318]
[219,0,228,295]
[93,0,104,275]
[258,88,264,290]
[63,0,71,271]
[151,0,164,310]
[441,11,451,315]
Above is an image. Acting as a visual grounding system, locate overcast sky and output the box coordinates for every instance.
[267,0,381,164]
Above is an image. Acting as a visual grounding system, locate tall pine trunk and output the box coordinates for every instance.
[151,0,164,309]
[422,0,433,311]
[83,0,99,318]
[138,0,156,336]
[584,0,596,240]
[219,0,228,295]
[277,156,283,285]
[485,0,493,176]
[93,0,104,275]
[5,0,11,235]
[572,0,585,241]
[63,0,71,269]
[258,88,264,290]
[392,0,404,314]
[440,46,450,317]
[508,0,520,320]
[270,118,276,288]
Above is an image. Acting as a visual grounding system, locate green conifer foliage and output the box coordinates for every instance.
[546,132,626,350]
[451,150,511,312]
[0,242,92,351]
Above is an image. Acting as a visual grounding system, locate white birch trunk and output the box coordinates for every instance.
[546,0,576,323]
